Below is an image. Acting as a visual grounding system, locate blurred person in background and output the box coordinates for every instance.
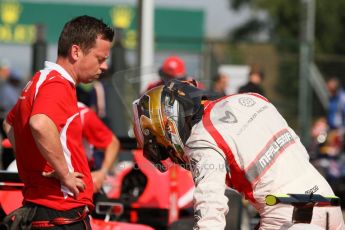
[308,117,329,160]
[77,102,120,220]
[76,83,98,112]
[76,80,107,122]
[76,79,111,171]
[2,15,114,229]
[321,77,345,192]
[133,80,344,230]
[238,64,265,96]
[207,72,229,100]
[0,58,22,127]
[78,102,119,193]
[145,55,204,92]
[0,58,22,169]
[326,76,345,131]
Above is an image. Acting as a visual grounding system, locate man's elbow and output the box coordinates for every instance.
[3,119,11,135]
[105,135,120,155]
[2,120,7,133]
[112,135,120,151]
[29,114,48,134]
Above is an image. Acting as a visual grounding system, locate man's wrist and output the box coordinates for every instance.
[59,170,71,181]
[99,168,108,175]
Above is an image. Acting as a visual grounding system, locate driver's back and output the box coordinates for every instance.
[191,93,345,229]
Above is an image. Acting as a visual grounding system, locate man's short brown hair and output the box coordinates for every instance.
[57,15,114,57]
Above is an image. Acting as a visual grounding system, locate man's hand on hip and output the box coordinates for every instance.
[42,171,86,199]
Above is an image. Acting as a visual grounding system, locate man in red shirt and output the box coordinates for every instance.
[78,102,119,193]
[2,102,120,193]
[2,15,114,229]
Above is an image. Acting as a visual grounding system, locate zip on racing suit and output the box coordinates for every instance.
[185,93,345,230]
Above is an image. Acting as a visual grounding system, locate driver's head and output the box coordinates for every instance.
[132,80,205,172]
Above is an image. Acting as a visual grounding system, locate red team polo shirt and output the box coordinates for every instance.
[78,102,113,166]
[6,62,93,211]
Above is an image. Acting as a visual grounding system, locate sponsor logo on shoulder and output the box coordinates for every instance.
[236,105,268,136]
[23,80,33,92]
[239,97,256,107]
[219,110,238,124]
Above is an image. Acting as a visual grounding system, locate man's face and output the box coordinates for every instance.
[219,75,229,91]
[250,73,262,84]
[327,79,339,96]
[0,66,10,81]
[76,36,112,83]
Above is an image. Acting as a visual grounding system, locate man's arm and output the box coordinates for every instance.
[186,146,229,229]
[91,135,119,192]
[3,119,15,151]
[30,114,85,198]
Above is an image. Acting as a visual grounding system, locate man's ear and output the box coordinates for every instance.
[70,45,80,61]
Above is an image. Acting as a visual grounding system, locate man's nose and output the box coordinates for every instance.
[100,62,108,71]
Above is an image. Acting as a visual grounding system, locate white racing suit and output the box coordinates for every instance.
[185,93,345,230]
